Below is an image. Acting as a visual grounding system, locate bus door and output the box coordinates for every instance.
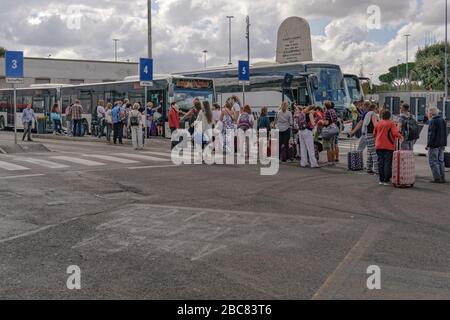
[410,97,426,122]
[147,89,167,137]
[5,93,14,127]
[437,101,450,121]
[385,97,400,115]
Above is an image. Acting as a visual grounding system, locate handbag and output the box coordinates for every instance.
[321,124,339,140]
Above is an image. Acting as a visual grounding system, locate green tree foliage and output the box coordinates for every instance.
[0,47,6,58]
[378,62,416,85]
[414,42,449,90]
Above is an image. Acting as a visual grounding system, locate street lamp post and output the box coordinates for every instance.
[397,58,401,91]
[148,0,152,59]
[246,15,251,65]
[445,0,448,119]
[202,50,208,69]
[404,34,411,91]
[113,38,120,62]
[226,16,234,65]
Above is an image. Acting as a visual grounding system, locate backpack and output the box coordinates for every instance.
[404,116,420,141]
[295,113,308,131]
[129,112,140,127]
[238,113,251,131]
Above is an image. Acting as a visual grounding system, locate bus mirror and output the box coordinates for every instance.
[311,76,319,90]
[168,84,174,98]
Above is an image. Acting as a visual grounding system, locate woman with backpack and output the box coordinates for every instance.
[299,106,319,169]
[275,102,293,162]
[220,102,236,154]
[237,105,254,132]
[128,103,144,150]
[398,103,419,151]
[236,105,254,157]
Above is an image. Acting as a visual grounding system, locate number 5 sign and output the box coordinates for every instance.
[5,51,24,84]
[139,58,153,87]
[238,60,250,84]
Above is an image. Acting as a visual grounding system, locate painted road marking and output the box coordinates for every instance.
[0,160,30,171]
[16,158,70,169]
[127,165,179,170]
[115,153,170,162]
[51,156,106,167]
[142,151,173,158]
[82,154,140,164]
[0,174,45,180]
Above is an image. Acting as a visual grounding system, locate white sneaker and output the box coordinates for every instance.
[379,182,384,186]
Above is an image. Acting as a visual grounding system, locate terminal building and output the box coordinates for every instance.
[0,57,138,89]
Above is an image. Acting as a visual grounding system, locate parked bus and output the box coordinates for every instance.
[174,61,349,121]
[0,75,215,136]
[344,74,365,105]
[0,84,70,131]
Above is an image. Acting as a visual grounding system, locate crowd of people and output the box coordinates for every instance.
[348,100,448,184]
[62,99,163,150]
[168,95,448,185]
[18,95,448,185]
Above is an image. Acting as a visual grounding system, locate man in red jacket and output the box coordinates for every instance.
[373,110,403,185]
[169,102,181,149]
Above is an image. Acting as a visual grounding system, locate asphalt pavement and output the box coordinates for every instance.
[0,131,449,300]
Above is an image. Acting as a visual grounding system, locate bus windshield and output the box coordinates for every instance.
[345,76,363,101]
[173,79,214,111]
[306,66,346,107]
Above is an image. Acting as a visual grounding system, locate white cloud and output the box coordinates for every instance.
[0,0,445,83]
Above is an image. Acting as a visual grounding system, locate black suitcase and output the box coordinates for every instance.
[445,152,450,168]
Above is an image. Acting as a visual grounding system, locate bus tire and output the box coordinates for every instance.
[0,117,5,131]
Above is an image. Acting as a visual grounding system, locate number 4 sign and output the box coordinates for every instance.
[5,51,24,84]
[140,58,153,87]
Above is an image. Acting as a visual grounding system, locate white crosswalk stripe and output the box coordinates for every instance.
[0,160,30,171]
[142,151,172,158]
[82,154,140,164]
[115,153,170,162]
[51,156,106,166]
[16,158,70,169]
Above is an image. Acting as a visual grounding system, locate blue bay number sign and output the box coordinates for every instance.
[238,60,250,83]
[5,51,24,83]
[140,58,153,86]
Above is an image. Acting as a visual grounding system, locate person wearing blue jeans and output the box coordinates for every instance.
[73,119,82,137]
[429,147,446,183]
[426,106,447,184]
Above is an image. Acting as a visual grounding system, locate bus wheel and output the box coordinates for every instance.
[0,117,5,131]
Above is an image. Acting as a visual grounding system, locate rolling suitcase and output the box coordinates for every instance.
[445,152,450,168]
[347,139,364,171]
[288,140,296,161]
[280,144,287,162]
[393,141,415,188]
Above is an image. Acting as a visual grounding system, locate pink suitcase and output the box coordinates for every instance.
[392,149,415,188]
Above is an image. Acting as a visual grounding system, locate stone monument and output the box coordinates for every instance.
[276,17,313,64]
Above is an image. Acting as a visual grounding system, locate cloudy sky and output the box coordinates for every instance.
[0,0,446,82]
